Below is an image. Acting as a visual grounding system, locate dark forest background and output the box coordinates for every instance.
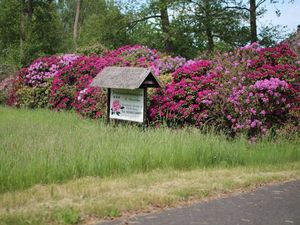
[0,0,295,71]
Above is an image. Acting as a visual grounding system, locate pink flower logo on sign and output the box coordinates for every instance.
[111,100,124,116]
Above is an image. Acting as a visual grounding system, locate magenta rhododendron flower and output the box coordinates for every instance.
[149,60,219,126]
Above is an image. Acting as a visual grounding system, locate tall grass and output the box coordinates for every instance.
[0,106,299,193]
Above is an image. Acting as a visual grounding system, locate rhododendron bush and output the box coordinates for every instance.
[49,45,172,118]
[208,43,300,137]
[0,76,15,104]
[3,45,184,118]
[149,60,219,126]
[104,45,160,66]
[2,43,299,137]
[6,54,79,108]
[24,54,79,86]
[48,55,120,117]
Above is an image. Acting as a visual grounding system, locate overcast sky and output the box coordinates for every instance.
[258,1,300,32]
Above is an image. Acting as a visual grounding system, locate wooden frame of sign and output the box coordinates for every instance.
[90,67,163,125]
[105,88,147,124]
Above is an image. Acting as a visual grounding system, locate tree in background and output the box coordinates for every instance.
[0,0,296,70]
[177,0,250,53]
[73,0,80,49]
[122,0,249,57]
[156,0,175,53]
[0,0,64,67]
[225,0,294,43]
[121,0,177,54]
[78,0,130,49]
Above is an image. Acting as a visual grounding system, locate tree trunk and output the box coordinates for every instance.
[20,11,24,60]
[250,0,257,43]
[20,0,26,62]
[203,0,214,52]
[26,0,33,43]
[73,0,81,49]
[205,27,214,52]
[160,0,174,53]
[27,0,33,23]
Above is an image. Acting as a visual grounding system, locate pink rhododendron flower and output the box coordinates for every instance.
[112,100,121,112]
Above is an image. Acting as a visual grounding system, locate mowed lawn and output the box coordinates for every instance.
[0,106,300,225]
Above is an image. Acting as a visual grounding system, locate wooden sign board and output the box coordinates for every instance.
[109,88,144,123]
[91,67,163,124]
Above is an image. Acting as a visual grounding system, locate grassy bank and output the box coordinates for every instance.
[0,106,300,225]
[0,106,300,193]
[0,165,300,225]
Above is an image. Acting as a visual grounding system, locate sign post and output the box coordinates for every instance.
[106,88,111,124]
[90,67,163,124]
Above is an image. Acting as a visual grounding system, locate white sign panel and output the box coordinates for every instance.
[110,89,144,123]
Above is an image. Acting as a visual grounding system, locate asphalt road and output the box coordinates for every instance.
[99,180,300,225]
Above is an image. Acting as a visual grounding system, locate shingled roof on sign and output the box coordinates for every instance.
[90,66,163,89]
